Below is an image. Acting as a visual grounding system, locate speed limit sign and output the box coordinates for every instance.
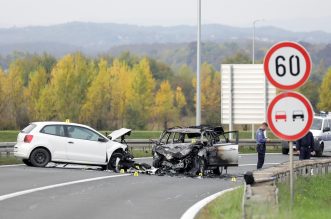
[264,42,311,90]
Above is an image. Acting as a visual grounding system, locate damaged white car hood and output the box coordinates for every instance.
[108,128,132,141]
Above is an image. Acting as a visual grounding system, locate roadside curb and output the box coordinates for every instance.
[180,186,240,219]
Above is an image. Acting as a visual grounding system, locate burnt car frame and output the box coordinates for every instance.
[152,126,239,176]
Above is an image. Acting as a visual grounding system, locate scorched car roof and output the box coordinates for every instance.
[166,128,202,134]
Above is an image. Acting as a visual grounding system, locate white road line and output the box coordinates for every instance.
[239,153,282,156]
[239,163,279,167]
[0,164,25,168]
[0,174,130,202]
[180,187,240,219]
[134,157,152,160]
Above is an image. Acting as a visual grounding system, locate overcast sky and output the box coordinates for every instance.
[0,0,330,32]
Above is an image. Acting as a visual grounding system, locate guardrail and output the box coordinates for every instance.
[243,158,331,219]
[0,139,282,157]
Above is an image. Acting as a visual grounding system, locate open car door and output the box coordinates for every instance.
[207,131,239,167]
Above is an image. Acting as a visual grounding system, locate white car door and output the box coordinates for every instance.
[39,125,68,161]
[206,132,239,167]
[65,125,107,164]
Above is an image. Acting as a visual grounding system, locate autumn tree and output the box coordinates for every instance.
[153,81,175,129]
[36,53,96,121]
[173,65,195,113]
[318,68,331,111]
[174,86,187,115]
[193,63,221,125]
[80,59,132,129]
[127,58,156,129]
[25,67,48,121]
[4,62,26,128]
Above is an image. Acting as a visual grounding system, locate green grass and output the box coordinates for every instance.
[0,156,22,165]
[196,187,244,219]
[131,149,152,158]
[239,145,281,153]
[277,174,331,219]
[0,130,19,142]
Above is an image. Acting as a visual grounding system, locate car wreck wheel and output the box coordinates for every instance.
[108,152,124,172]
[198,157,206,176]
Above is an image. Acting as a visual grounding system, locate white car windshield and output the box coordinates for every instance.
[311,118,323,130]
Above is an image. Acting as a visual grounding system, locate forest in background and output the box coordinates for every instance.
[0,50,331,131]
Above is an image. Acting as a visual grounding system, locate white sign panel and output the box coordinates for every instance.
[221,64,276,124]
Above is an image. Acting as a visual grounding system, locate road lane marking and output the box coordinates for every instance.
[180,187,240,219]
[0,164,25,168]
[239,163,280,167]
[0,174,130,202]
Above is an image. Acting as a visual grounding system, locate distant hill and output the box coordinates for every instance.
[1,22,331,56]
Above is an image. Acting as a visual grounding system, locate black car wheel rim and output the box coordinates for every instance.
[34,152,46,164]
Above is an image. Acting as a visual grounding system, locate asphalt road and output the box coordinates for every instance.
[0,154,314,219]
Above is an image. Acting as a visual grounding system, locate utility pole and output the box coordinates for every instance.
[196,0,201,126]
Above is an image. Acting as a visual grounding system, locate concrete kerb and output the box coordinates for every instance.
[243,158,331,219]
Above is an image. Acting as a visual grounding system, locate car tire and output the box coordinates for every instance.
[213,167,223,175]
[108,152,124,172]
[315,144,324,157]
[22,159,32,166]
[152,153,162,168]
[29,148,50,167]
[282,148,289,155]
[198,157,206,176]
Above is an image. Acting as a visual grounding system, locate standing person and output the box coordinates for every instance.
[296,131,314,160]
[256,122,269,169]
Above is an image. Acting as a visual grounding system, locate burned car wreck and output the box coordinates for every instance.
[152,126,239,176]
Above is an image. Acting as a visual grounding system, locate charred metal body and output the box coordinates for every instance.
[152,126,239,176]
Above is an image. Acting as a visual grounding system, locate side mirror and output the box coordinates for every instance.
[98,137,108,142]
[323,127,330,132]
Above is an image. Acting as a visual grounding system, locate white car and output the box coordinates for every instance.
[14,122,132,170]
[282,114,331,156]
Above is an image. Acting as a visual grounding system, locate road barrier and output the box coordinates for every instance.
[243,158,331,219]
[0,139,282,157]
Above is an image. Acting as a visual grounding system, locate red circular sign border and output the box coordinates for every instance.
[267,91,313,141]
[264,41,312,90]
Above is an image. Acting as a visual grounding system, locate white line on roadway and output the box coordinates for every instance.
[0,164,25,168]
[180,187,240,219]
[239,163,279,167]
[0,174,130,202]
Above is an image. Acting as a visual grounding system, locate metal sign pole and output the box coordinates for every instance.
[289,141,294,207]
[196,0,201,126]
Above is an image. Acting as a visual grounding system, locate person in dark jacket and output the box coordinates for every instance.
[256,122,269,169]
[296,131,314,160]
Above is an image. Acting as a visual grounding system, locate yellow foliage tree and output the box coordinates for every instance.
[318,68,331,111]
[193,63,221,125]
[36,53,96,121]
[127,58,156,129]
[4,62,26,128]
[25,67,48,121]
[154,81,175,129]
[80,59,132,129]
